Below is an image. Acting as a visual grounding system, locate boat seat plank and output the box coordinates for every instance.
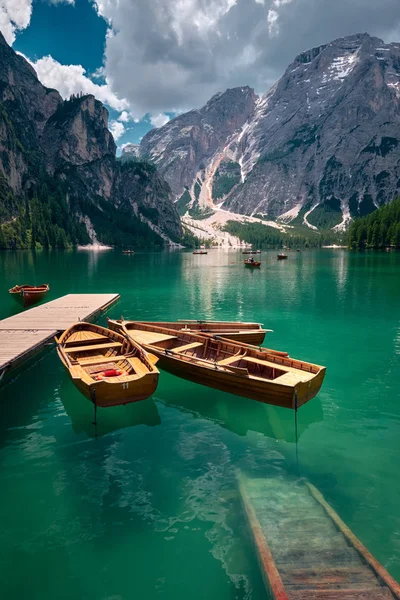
[217,355,245,366]
[171,342,204,353]
[128,357,149,376]
[127,329,177,345]
[244,356,314,381]
[85,362,119,374]
[79,355,127,366]
[66,334,110,345]
[64,342,122,353]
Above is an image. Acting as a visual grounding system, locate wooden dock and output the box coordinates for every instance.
[238,473,400,600]
[0,293,119,377]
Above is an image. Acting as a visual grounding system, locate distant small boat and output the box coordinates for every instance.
[56,322,159,408]
[9,284,49,308]
[121,319,268,345]
[242,250,261,255]
[277,253,288,260]
[108,320,326,409]
[244,259,261,268]
[122,250,135,254]
[193,250,208,255]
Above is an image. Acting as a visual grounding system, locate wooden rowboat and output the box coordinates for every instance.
[9,284,49,308]
[56,322,159,408]
[193,250,208,255]
[108,320,326,409]
[245,260,261,267]
[277,253,288,260]
[238,472,400,600]
[131,320,268,345]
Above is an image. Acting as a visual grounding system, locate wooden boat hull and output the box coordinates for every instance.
[277,255,288,260]
[60,361,159,407]
[57,322,159,408]
[134,321,267,346]
[108,320,325,409]
[9,284,49,308]
[238,473,400,600]
[150,351,294,407]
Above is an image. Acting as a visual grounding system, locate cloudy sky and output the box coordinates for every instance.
[5,0,400,148]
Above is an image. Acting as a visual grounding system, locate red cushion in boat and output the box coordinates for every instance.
[103,369,119,377]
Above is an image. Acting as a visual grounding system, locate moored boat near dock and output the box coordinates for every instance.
[131,320,268,345]
[108,320,325,409]
[238,472,400,600]
[9,284,49,308]
[56,322,159,407]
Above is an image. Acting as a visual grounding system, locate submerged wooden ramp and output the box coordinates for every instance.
[238,473,400,600]
[0,293,119,377]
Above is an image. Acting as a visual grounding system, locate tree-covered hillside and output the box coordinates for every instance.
[348,197,400,249]
[223,221,346,248]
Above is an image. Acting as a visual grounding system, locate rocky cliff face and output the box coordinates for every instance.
[139,87,258,201]
[140,34,400,229]
[0,33,181,247]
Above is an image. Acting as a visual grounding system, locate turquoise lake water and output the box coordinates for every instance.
[0,248,399,599]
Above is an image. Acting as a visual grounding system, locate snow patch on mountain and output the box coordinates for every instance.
[323,49,360,82]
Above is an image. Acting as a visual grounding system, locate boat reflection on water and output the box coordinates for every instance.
[60,384,161,438]
[157,374,323,443]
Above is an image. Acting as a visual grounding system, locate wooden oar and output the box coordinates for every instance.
[164,349,249,376]
[209,334,288,357]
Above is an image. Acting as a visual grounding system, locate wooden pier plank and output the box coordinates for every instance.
[0,329,57,372]
[237,473,400,600]
[0,293,119,375]
[0,294,119,331]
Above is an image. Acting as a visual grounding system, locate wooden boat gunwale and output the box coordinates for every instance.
[131,319,269,345]
[109,319,326,409]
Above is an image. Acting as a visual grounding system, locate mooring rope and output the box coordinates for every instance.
[294,390,300,475]
[91,388,98,437]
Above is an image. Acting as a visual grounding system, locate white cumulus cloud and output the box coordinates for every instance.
[150,113,170,128]
[0,0,74,45]
[0,0,32,44]
[268,0,295,37]
[26,55,129,112]
[117,110,130,122]
[109,120,125,141]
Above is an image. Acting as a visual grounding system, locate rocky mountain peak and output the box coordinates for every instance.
[41,94,116,175]
[139,85,258,197]
[0,35,181,248]
[138,32,400,232]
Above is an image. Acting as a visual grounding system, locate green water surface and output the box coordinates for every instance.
[0,248,399,599]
